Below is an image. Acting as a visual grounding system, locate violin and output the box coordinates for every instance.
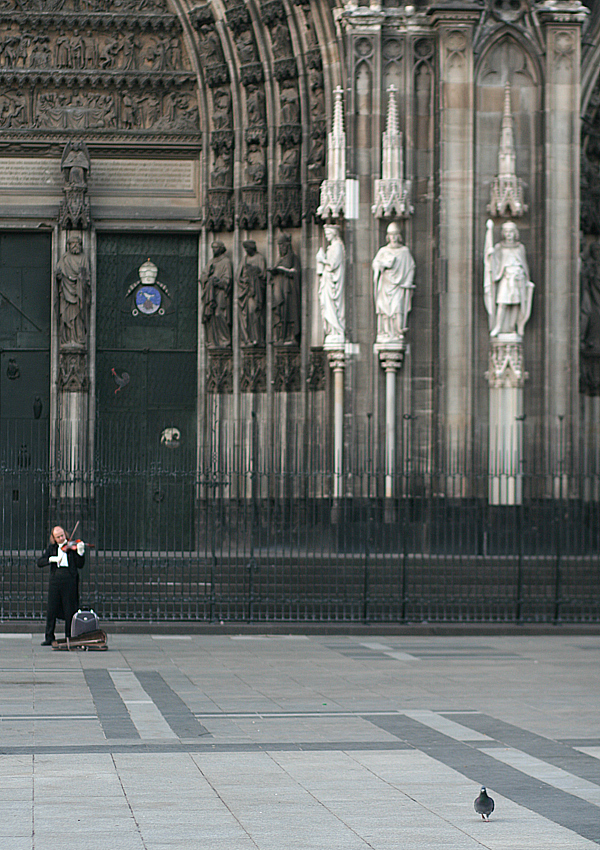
[60,538,95,551]
[59,521,95,551]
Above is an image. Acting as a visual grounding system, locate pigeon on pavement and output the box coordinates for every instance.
[474,786,495,821]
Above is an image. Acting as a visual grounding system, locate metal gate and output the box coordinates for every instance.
[2,428,600,624]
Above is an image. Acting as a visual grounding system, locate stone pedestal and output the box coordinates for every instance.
[486,335,527,505]
[57,358,89,501]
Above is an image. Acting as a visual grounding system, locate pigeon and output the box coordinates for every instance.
[474,786,494,821]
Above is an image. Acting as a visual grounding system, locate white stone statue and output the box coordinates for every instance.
[484,219,534,338]
[372,221,415,344]
[316,224,346,346]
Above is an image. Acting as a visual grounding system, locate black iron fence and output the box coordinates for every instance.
[2,449,600,623]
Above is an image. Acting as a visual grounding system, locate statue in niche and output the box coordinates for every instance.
[200,241,233,348]
[246,84,265,126]
[279,81,299,125]
[236,30,256,64]
[372,221,416,344]
[484,220,534,338]
[238,241,266,347]
[56,233,90,347]
[200,25,223,65]
[269,234,301,346]
[212,88,231,129]
[278,146,299,183]
[61,139,90,187]
[59,140,91,230]
[245,141,266,185]
[270,19,292,56]
[316,224,345,346]
[211,152,232,187]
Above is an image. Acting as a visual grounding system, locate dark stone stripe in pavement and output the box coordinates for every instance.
[0,740,414,756]
[135,671,210,738]
[446,712,600,788]
[363,714,600,846]
[83,669,140,740]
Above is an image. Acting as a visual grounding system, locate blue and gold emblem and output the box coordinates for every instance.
[125,259,171,316]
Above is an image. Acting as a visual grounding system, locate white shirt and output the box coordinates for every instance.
[56,547,69,567]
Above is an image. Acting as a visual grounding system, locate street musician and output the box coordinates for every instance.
[37,525,85,646]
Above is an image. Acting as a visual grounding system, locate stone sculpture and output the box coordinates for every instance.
[200,241,233,348]
[56,233,90,347]
[372,221,415,344]
[269,234,301,346]
[484,220,534,338]
[316,224,345,346]
[238,241,266,347]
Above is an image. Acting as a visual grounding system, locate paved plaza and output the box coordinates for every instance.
[1,628,600,849]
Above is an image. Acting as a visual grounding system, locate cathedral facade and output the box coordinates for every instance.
[2,0,600,557]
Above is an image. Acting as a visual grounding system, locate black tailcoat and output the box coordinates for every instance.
[37,543,85,640]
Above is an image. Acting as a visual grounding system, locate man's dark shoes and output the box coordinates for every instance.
[41,639,53,646]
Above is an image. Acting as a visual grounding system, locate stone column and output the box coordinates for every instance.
[376,348,405,499]
[431,9,479,491]
[56,232,92,506]
[538,0,587,488]
[327,350,346,501]
[55,142,93,515]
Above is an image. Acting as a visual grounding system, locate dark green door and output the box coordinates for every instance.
[96,233,198,551]
[0,232,51,549]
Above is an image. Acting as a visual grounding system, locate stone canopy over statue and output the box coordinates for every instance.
[372,221,415,345]
[484,220,534,339]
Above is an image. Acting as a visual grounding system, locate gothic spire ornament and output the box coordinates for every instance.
[488,81,526,218]
[372,86,412,219]
[316,86,347,220]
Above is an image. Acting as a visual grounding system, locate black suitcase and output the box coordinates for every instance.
[71,609,100,637]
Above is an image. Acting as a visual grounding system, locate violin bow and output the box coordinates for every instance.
[66,520,80,546]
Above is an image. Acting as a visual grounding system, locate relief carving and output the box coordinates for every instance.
[58,351,88,392]
[206,351,233,393]
[273,349,301,392]
[240,350,266,393]
[0,9,198,145]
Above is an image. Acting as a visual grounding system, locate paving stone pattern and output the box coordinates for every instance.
[1,633,599,849]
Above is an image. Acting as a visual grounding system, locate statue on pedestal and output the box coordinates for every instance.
[269,234,301,346]
[484,220,534,338]
[56,233,90,347]
[316,224,345,346]
[200,241,233,348]
[238,240,266,347]
[372,221,415,344]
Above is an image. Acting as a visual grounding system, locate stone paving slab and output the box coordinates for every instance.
[1,632,600,848]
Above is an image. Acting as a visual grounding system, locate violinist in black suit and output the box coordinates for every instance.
[37,526,85,646]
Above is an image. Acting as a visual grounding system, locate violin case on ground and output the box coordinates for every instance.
[52,609,108,651]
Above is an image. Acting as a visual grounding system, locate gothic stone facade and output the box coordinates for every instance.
[1,0,600,511]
